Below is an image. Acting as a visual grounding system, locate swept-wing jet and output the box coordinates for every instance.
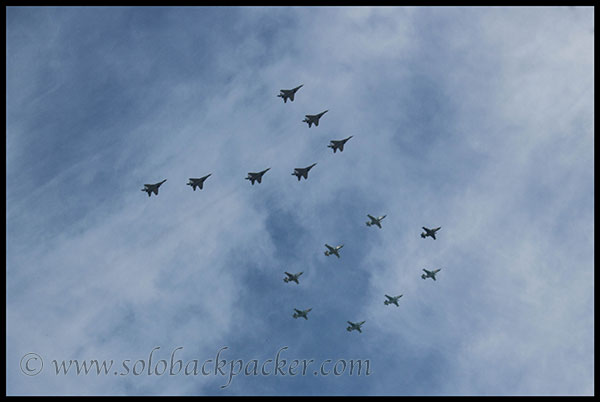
[421,268,441,281]
[284,271,303,284]
[324,244,344,258]
[366,214,387,229]
[141,179,167,197]
[187,174,211,191]
[292,163,317,181]
[277,84,303,103]
[421,226,441,240]
[245,168,271,185]
[293,308,312,320]
[302,110,328,128]
[384,294,403,306]
[346,320,366,333]
[327,136,353,153]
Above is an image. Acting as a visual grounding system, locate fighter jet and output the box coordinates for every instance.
[384,294,403,306]
[291,163,317,181]
[324,244,344,258]
[346,321,366,333]
[284,271,303,284]
[186,174,211,191]
[277,84,303,103]
[302,110,328,128]
[421,226,441,240]
[141,179,167,197]
[327,136,353,153]
[366,214,387,229]
[293,308,312,320]
[245,168,271,185]
[421,268,442,281]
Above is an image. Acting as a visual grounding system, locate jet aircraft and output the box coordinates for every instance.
[302,110,328,128]
[346,321,366,333]
[384,294,403,306]
[366,214,387,229]
[277,84,303,103]
[421,226,441,240]
[187,174,211,191]
[141,179,167,197]
[284,271,303,284]
[324,244,344,258]
[245,168,271,185]
[292,163,317,181]
[293,308,312,320]
[327,136,353,153]
[421,268,442,281]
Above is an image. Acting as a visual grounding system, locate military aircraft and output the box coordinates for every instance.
[245,168,271,185]
[366,214,387,229]
[384,294,403,306]
[186,174,211,191]
[293,308,312,320]
[421,226,441,240]
[141,179,167,197]
[327,136,353,153]
[284,271,303,284]
[324,244,344,258]
[277,84,303,103]
[291,163,317,181]
[302,110,328,128]
[421,268,441,281]
[346,320,366,333]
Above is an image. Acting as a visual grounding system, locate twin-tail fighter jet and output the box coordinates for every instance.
[421,226,441,240]
[384,294,403,306]
[324,244,344,258]
[186,174,211,191]
[302,110,328,128]
[421,268,441,281]
[327,136,353,153]
[141,179,167,197]
[284,271,303,284]
[245,168,271,185]
[366,214,387,229]
[346,320,366,333]
[291,163,317,181]
[293,308,312,320]
[277,84,303,103]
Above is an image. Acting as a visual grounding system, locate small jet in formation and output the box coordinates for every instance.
[366,214,387,229]
[384,294,403,306]
[245,168,270,185]
[346,320,366,333]
[327,136,353,153]
[141,179,167,197]
[293,308,312,320]
[324,244,344,258]
[421,268,441,281]
[421,226,441,240]
[284,271,303,284]
[186,174,211,191]
[277,84,303,103]
[292,163,317,181]
[302,110,328,127]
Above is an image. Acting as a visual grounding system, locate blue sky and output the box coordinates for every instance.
[6,6,594,396]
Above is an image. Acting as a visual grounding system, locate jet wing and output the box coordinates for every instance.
[367,214,376,221]
[153,188,159,195]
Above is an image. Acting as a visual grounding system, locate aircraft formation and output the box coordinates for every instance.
[141,83,444,333]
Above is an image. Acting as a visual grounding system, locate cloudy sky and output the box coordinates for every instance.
[6,6,594,396]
